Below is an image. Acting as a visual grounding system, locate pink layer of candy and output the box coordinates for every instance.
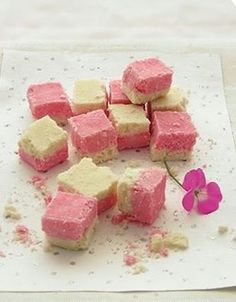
[130,167,166,224]
[97,193,117,214]
[27,82,72,120]
[69,110,118,154]
[42,191,97,240]
[151,111,197,151]
[19,144,68,172]
[118,131,150,150]
[122,58,173,94]
[58,186,117,215]
[109,80,131,105]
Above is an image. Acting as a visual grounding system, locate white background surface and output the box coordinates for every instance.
[0,0,236,300]
[0,49,236,294]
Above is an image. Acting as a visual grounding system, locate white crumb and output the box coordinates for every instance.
[3,204,21,220]
[163,233,189,250]
[150,234,163,252]
[218,225,228,235]
[150,232,189,254]
[132,264,148,275]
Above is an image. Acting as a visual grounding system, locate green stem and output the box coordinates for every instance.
[163,158,184,189]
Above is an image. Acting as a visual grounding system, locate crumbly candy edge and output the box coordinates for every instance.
[122,82,169,105]
[45,220,97,251]
[78,145,119,164]
[117,168,142,214]
[150,145,192,161]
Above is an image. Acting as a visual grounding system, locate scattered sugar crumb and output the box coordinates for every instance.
[218,225,228,235]
[3,204,21,220]
[13,224,32,245]
[126,160,141,168]
[44,193,52,205]
[111,214,126,225]
[0,251,6,257]
[169,167,179,177]
[124,254,137,266]
[150,233,163,252]
[232,235,236,242]
[30,174,52,203]
[163,233,189,250]
[150,231,189,255]
[132,264,148,275]
[31,175,47,189]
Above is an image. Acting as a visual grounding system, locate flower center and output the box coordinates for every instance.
[194,188,207,202]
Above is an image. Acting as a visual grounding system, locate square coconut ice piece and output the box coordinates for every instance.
[42,191,97,250]
[57,158,117,214]
[72,79,107,115]
[109,104,150,150]
[18,116,68,172]
[69,109,118,163]
[27,82,72,125]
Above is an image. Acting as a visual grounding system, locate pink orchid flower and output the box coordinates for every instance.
[182,168,223,214]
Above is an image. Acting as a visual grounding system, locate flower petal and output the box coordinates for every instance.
[182,190,195,212]
[196,168,206,188]
[197,198,219,214]
[196,182,222,214]
[206,182,223,203]
[182,168,206,191]
[182,170,199,191]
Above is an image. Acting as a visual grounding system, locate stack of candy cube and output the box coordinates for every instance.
[18,57,197,250]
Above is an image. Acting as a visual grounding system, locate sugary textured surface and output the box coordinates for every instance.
[118,167,166,224]
[150,111,197,160]
[122,58,173,104]
[109,80,131,105]
[77,145,119,164]
[46,221,96,250]
[122,83,169,105]
[42,191,97,242]
[109,104,150,135]
[150,147,192,161]
[18,116,68,159]
[109,104,150,150]
[19,144,68,172]
[118,132,150,150]
[97,193,117,214]
[72,79,107,115]
[148,87,187,115]
[57,158,117,213]
[118,168,141,214]
[27,82,72,124]
[69,109,118,162]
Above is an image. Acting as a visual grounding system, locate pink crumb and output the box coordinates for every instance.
[0,251,6,257]
[111,214,126,224]
[111,214,147,226]
[160,247,169,257]
[44,193,52,205]
[30,175,47,189]
[15,224,32,244]
[123,254,137,266]
[149,227,168,237]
